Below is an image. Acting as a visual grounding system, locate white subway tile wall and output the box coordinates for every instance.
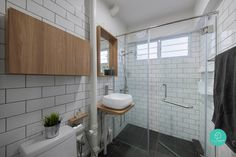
[42,86,65,97]
[0,119,5,133]
[0,147,5,157]
[0,127,25,147]
[26,97,55,112]
[6,87,42,103]
[26,75,54,87]
[0,101,26,118]
[218,0,236,54]
[0,0,90,157]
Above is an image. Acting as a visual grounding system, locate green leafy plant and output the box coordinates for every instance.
[43,112,61,127]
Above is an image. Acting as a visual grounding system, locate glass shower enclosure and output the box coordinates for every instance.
[114,12,218,157]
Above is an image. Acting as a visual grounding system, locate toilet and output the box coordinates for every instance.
[19,125,77,157]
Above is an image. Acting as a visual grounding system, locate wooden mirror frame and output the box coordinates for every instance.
[97,26,118,77]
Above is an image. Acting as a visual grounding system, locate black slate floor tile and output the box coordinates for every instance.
[98,124,198,157]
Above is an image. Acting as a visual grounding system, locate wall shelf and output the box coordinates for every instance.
[199,63,215,73]
[198,80,213,95]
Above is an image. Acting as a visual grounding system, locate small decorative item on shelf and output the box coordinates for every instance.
[104,69,115,76]
[43,112,62,139]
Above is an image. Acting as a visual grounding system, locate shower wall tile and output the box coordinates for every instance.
[218,0,236,54]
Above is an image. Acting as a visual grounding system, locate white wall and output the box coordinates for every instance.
[96,0,127,36]
[195,0,211,15]
[128,10,194,33]
[195,0,223,16]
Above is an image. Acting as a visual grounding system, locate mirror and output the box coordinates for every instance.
[100,38,110,74]
[97,26,117,76]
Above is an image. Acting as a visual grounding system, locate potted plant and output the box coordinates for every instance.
[43,112,62,139]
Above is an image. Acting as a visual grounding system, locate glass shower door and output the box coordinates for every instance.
[114,13,218,157]
[147,16,215,157]
[114,30,150,156]
[204,14,217,157]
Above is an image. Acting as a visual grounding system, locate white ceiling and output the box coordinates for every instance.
[104,0,197,28]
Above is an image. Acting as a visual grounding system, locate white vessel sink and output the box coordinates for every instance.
[102,93,133,109]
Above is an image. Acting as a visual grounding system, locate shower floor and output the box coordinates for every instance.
[98,124,199,157]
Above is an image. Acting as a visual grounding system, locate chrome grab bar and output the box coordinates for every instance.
[162,99,194,109]
[161,84,193,109]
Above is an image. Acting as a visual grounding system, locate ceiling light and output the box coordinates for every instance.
[110,4,119,17]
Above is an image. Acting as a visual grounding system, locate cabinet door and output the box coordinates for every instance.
[6,8,90,76]
[83,40,91,75]
[43,23,66,75]
[64,33,91,75]
[75,39,90,76]
[7,8,44,74]
[65,34,77,75]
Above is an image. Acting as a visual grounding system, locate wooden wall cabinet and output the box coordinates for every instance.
[6,8,90,76]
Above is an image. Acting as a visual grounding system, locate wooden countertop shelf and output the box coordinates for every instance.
[97,103,134,115]
[68,112,88,126]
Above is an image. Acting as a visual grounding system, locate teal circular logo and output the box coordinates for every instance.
[210,129,227,146]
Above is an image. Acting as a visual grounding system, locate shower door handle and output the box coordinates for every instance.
[161,84,193,109]
[162,84,167,100]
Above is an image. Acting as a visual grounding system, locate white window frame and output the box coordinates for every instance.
[135,33,190,60]
[136,40,158,60]
[160,34,190,58]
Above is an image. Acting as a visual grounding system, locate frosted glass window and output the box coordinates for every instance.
[137,43,148,49]
[136,41,158,60]
[161,36,189,58]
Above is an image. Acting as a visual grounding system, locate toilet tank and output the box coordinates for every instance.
[19,125,77,157]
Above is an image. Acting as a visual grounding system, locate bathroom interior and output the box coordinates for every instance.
[0,0,236,157]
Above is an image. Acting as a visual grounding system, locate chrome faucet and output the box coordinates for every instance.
[120,86,129,94]
[105,85,113,95]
